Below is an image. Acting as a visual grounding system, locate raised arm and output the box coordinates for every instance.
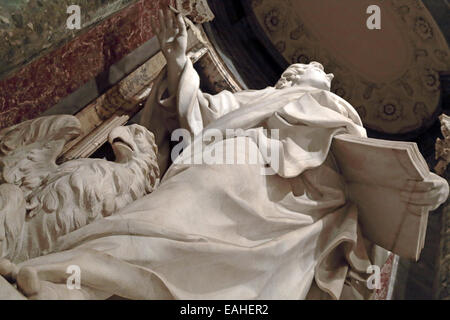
[144,8,242,174]
[151,8,188,97]
[146,8,241,134]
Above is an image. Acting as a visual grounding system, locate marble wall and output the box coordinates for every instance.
[0,0,172,130]
[0,0,139,80]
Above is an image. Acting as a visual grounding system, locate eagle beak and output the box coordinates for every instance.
[108,127,135,163]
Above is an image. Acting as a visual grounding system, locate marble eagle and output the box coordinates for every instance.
[0,115,159,263]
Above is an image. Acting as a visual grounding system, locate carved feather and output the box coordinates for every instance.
[0,118,159,263]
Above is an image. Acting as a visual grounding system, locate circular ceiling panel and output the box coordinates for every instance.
[250,0,450,134]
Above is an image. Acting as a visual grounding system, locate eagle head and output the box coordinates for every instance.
[108,124,157,164]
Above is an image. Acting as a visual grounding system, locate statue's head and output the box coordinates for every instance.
[275,61,334,91]
[108,124,158,164]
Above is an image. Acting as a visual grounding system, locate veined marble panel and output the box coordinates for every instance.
[0,0,139,79]
[0,0,173,130]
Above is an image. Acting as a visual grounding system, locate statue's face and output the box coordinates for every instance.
[275,62,334,91]
[108,124,156,163]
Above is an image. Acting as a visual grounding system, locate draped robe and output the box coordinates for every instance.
[18,60,389,300]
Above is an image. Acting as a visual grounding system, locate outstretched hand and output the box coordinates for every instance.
[151,8,188,69]
[401,172,449,213]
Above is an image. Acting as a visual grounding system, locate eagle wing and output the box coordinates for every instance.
[0,115,82,197]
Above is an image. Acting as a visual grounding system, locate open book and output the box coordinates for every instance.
[331,134,432,261]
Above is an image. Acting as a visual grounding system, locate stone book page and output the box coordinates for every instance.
[331,134,431,260]
[331,134,429,187]
[347,182,427,261]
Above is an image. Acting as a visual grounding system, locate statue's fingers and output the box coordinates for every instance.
[400,191,426,205]
[165,8,174,31]
[25,262,73,285]
[177,13,187,37]
[176,13,187,36]
[406,204,431,215]
[404,180,434,192]
[158,9,166,36]
[172,13,179,34]
[423,173,449,191]
[171,10,179,29]
[401,190,440,206]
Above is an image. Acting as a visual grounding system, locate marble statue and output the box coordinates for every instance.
[0,115,159,265]
[435,114,450,176]
[0,8,448,300]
